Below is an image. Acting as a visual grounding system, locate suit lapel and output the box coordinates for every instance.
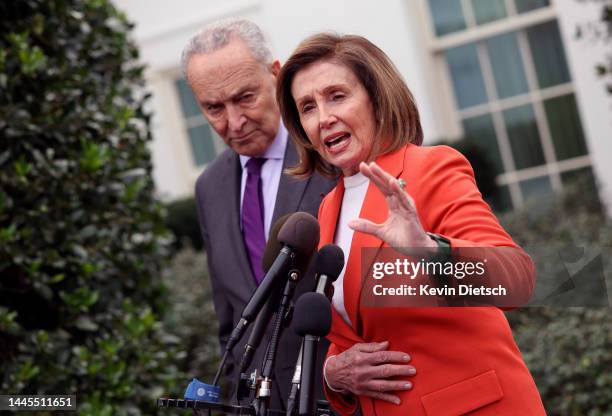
[318,180,343,248]
[271,139,309,223]
[344,145,409,333]
[223,153,258,296]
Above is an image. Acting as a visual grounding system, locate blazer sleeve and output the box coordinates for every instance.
[415,146,535,306]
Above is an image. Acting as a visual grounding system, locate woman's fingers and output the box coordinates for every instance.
[368,163,400,195]
[368,162,396,183]
[347,218,382,237]
[362,391,402,405]
[360,162,417,215]
[389,176,417,213]
[367,363,417,379]
[365,379,413,393]
[354,341,389,353]
[367,350,411,365]
[359,162,391,195]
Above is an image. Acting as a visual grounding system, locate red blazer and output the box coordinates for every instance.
[319,144,546,416]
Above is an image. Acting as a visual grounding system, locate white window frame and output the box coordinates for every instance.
[416,0,592,208]
[163,72,227,184]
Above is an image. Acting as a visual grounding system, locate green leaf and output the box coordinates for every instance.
[16,361,40,382]
[124,178,146,202]
[17,42,47,76]
[0,224,17,243]
[0,49,6,71]
[0,308,19,332]
[81,262,97,276]
[32,14,45,36]
[99,339,122,355]
[79,140,110,172]
[60,288,99,311]
[49,273,66,283]
[14,157,32,181]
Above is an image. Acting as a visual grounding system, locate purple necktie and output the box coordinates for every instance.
[242,157,267,284]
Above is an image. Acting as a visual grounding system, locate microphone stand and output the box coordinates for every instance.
[253,269,301,416]
[285,342,303,416]
[236,286,282,404]
[298,334,319,416]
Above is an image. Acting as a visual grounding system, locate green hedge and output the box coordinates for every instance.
[165,177,611,415]
[165,198,203,251]
[0,1,184,414]
[502,176,611,416]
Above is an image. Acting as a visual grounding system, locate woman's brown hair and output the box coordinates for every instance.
[277,33,423,178]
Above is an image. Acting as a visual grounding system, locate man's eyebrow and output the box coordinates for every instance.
[200,96,222,107]
[230,85,257,100]
[199,85,260,107]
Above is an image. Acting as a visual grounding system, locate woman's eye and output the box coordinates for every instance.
[301,103,314,113]
[331,93,344,101]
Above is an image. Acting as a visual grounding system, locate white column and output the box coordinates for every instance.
[554,0,612,216]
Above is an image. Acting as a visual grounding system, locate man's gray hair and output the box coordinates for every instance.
[181,19,273,79]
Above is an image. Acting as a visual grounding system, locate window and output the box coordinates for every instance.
[429,0,467,36]
[175,78,225,166]
[447,43,488,109]
[503,104,545,170]
[485,32,529,99]
[515,0,550,14]
[472,0,507,25]
[427,0,589,210]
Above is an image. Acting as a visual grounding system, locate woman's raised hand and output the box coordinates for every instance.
[348,162,436,253]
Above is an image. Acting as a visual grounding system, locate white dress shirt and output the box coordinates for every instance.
[239,122,288,241]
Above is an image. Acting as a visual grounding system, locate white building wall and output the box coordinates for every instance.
[114,0,440,200]
[553,0,612,215]
[114,0,611,213]
[259,0,443,143]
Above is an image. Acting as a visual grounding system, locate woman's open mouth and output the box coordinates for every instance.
[324,133,351,153]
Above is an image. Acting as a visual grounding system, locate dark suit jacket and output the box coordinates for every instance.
[195,139,337,410]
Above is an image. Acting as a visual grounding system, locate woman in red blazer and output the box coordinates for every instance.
[277,33,546,416]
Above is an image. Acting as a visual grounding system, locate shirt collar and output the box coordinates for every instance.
[239,121,288,169]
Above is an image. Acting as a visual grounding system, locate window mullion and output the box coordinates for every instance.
[461,0,477,28]
[505,0,517,16]
[517,29,562,190]
[476,40,523,206]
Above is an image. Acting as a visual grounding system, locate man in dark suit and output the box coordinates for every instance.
[181,19,336,409]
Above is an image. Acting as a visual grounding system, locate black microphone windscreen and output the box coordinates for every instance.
[277,212,320,255]
[262,214,292,272]
[315,244,345,281]
[292,292,332,337]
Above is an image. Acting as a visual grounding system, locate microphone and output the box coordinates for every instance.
[292,293,332,416]
[314,244,345,297]
[224,212,320,355]
[262,215,318,275]
[238,214,292,376]
[286,245,344,415]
